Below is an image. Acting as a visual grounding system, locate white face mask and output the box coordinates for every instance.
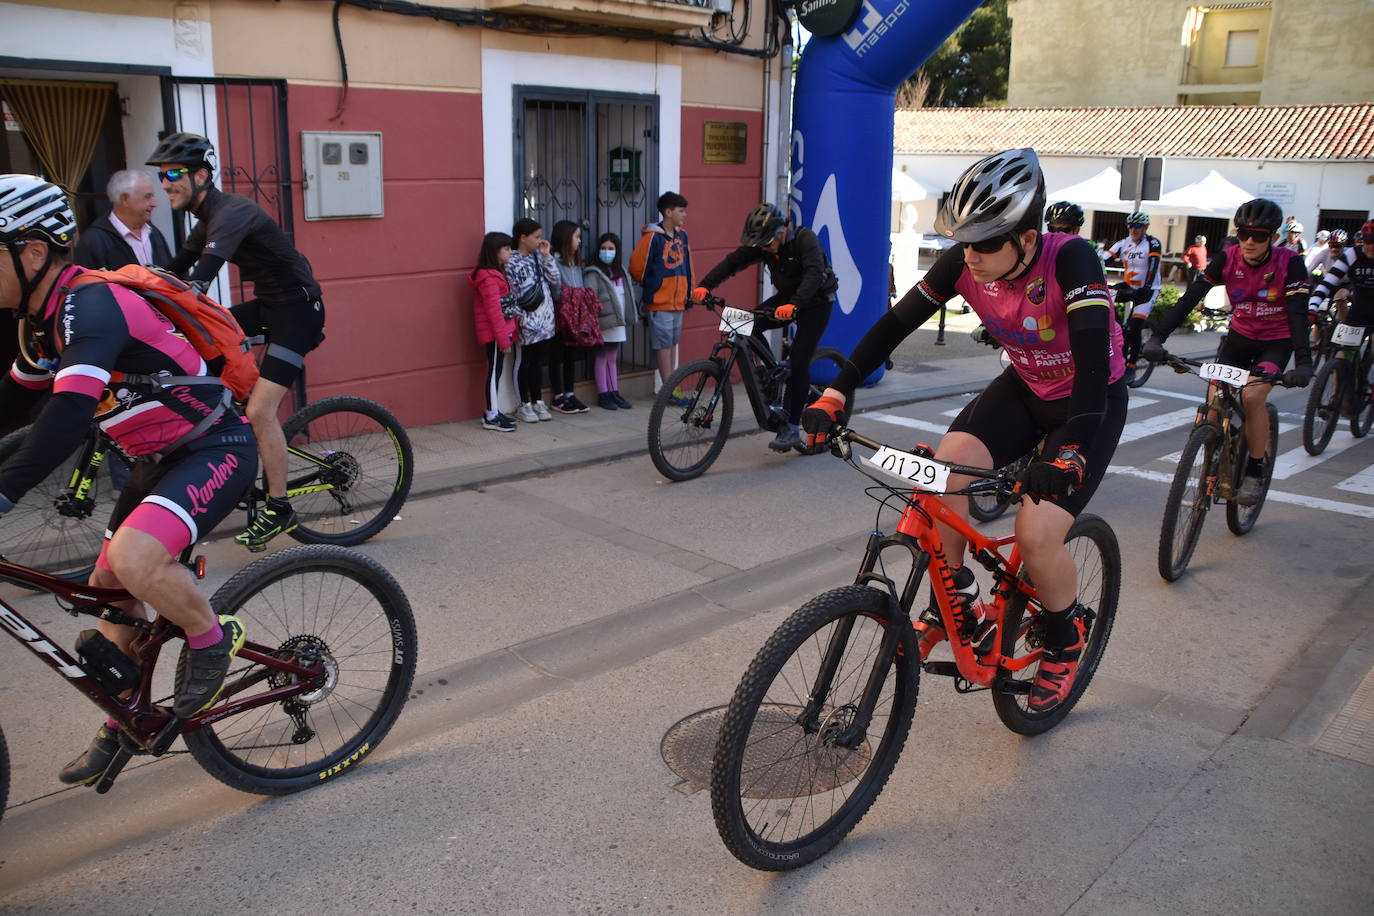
[599,249,616,264]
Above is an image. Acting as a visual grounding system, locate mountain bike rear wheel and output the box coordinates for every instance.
[711,585,918,871]
[969,452,1031,523]
[0,427,117,582]
[647,359,733,481]
[1303,360,1343,455]
[1127,360,1154,389]
[993,513,1119,735]
[181,545,416,795]
[1157,424,1219,581]
[1227,403,1277,536]
[281,396,413,546]
[1351,341,1374,438]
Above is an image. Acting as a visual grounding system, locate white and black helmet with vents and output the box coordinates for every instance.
[0,174,77,249]
[934,148,1045,243]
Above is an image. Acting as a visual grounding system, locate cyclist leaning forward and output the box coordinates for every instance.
[693,203,839,453]
[0,175,258,784]
[802,148,1128,712]
[1309,219,1374,338]
[1143,198,1313,506]
[147,132,326,548]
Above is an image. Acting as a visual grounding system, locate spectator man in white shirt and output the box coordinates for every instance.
[72,169,173,270]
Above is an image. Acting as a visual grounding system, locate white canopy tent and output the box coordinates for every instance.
[1045,166,1132,211]
[1154,169,1252,218]
[891,167,929,202]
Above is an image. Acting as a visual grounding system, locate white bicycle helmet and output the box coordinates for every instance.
[0,174,77,249]
[934,148,1045,242]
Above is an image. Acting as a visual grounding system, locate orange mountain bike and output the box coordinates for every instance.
[710,425,1120,871]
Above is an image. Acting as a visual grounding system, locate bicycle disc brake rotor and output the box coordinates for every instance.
[318,451,361,492]
[739,703,872,798]
[269,634,338,705]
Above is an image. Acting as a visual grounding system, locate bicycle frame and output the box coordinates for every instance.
[707,333,788,430]
[0,557,325,781]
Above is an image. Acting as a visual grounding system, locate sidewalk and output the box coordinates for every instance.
[403,319,1227,497]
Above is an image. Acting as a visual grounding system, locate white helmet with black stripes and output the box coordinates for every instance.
[0,174,77,249]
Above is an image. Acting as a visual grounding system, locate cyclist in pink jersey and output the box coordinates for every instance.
[1144,198,1312,506]
[803,149,1128,712]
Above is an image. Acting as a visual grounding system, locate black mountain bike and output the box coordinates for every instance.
[0,395,413,580]
[1152,352,1293,582]
[1302,322,1373,455]
[646,295,847,481]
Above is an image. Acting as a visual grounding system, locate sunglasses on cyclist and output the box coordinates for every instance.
[157,168,190,183]
[1234,228,1272,243]
[962,234,1011,254]
[1046,224,1075,234]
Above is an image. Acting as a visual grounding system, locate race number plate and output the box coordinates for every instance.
[1331,323,1366,346]
[866,445,951,492]
[719,307,754,336]
[1200,362,1247,387]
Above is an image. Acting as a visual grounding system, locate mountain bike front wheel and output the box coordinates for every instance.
[281,396,413,546]
[1157,424,1219,582]
[1303,360,1343,455]
[993,513,1120,735]
[1226,403,1278,536]
[711,585,919,871]
[647,359,733,481]
[181,545,417,795]
[1127,359,1154,389]
[1351,341,1374,438]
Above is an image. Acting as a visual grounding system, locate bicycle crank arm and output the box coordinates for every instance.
[147,715,184,756]
[94,746,133,794]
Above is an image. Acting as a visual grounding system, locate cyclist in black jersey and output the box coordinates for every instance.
[148,132,325,548]
[1310,219,1374,328]
[0,174,257,784]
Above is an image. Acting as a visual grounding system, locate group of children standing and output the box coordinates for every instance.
[468,192,692,431]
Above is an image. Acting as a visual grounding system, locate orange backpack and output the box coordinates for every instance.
[69,265,260,400]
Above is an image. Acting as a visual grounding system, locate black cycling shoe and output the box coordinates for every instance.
[58,724,120,786]
[173,616,247,717]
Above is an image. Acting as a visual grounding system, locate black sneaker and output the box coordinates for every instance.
[235,499,298,549]
[565,395,591,414]
[552,396,579,414]
[768,424,802,453]
[58,723,120,785]
[481,413,516,431]
[173,615,247,717]
[597,392,619,410]
[611,392,633,409]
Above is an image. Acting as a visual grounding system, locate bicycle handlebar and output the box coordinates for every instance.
[1148,350,1288,388]
[687,294,779,320]
[834,425,1008,483]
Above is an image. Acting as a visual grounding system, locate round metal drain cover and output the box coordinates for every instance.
[662,704,872,798]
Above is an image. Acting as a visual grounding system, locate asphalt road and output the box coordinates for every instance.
[1,369,1371,914]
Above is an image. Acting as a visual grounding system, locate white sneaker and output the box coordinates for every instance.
[533,400,553,421]
[518,403,539,423]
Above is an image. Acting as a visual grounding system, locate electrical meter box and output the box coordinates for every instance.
[302,131,383,220]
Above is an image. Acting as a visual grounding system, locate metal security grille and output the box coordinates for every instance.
[515,87,659,371]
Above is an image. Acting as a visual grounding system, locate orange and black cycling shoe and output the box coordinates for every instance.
[1028,614,1087,712]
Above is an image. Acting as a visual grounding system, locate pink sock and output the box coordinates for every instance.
[105,717,120,731]
[186,621,223,650]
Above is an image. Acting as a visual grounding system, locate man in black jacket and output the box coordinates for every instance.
[695,203,838,452]
[72,170,172,270]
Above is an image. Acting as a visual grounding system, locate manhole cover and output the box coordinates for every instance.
[662,704,872,798]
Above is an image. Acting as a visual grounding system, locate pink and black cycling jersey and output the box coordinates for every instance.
[0,265,235,506]
[951,231,1127,399]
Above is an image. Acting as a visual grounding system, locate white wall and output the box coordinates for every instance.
[0,2,212,76]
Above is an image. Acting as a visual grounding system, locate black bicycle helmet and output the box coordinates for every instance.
[146,131,217,171]
[1233,198,1283,232]
[740,203,786,246]
[1044,201,1084,227]
[934,148,1045,242]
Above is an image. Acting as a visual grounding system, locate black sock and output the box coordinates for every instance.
[267,496,292,511]
[1246,455,1265,477]
[1040,602,1080,647]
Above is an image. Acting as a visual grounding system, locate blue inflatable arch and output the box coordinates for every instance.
[793,0,983,383]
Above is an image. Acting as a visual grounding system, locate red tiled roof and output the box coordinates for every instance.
[893,105,1374,161]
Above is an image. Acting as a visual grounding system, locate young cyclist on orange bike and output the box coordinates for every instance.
[802,148,1128,711]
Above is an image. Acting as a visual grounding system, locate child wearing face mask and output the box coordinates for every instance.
[581,231,640,409]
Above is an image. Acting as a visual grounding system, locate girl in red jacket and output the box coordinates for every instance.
[470,231,519,431]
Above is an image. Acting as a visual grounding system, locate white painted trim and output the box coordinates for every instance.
[480,47,681,234]
[0,2,213,76]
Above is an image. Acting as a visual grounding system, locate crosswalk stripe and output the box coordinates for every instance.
[1272,431,1366,480]
[866,412,948,435]
[1109,465,1374,519]
[1135,385,1301,420]
[1335,466,1374,496]
[1156,422,1298,465]
[1118,408,1198,444]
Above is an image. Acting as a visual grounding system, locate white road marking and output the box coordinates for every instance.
[1271,431,1366,480]
[1335,465,1374,496]
[1109,465,1374,519]
[1117,408,1199,444]
[867,412,948,436]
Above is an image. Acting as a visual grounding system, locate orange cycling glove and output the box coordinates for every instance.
[691,286,710,302]
[773,303,796,320]
[800,394,847,449]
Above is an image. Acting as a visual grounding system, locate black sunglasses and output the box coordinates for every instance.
[962,234,1011,254]
[157,168,189,183]
[1235,228,1272,243]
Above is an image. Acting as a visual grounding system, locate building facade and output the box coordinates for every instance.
[1006,0,1374,108]
[0,0,790,425]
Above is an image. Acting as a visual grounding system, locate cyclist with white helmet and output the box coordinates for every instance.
[0,175,257,784]
[1280,221,1307,255]
[1144,198,1312,505]
[802,148,1128,712]
[1105,212,1161,385]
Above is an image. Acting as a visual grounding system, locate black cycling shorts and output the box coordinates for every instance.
[97,418,258,566]
[948,368,1129,517]
[232,295,326,387]
[1215,332,1292,377]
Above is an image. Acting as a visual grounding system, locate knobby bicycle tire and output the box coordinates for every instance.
[280,396,413,546]
[1158,424,1219,582]
[1351,340,1374,438]
[1127,360,1154,389]
[993,513,1120,735]
[711,585,919,871]
[0,426,115,582]
[968,452,1032,523]
[1227,403,1278,536]
[1303,359,1344,455]
[181,545,417,795]
[647,359,733,481]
